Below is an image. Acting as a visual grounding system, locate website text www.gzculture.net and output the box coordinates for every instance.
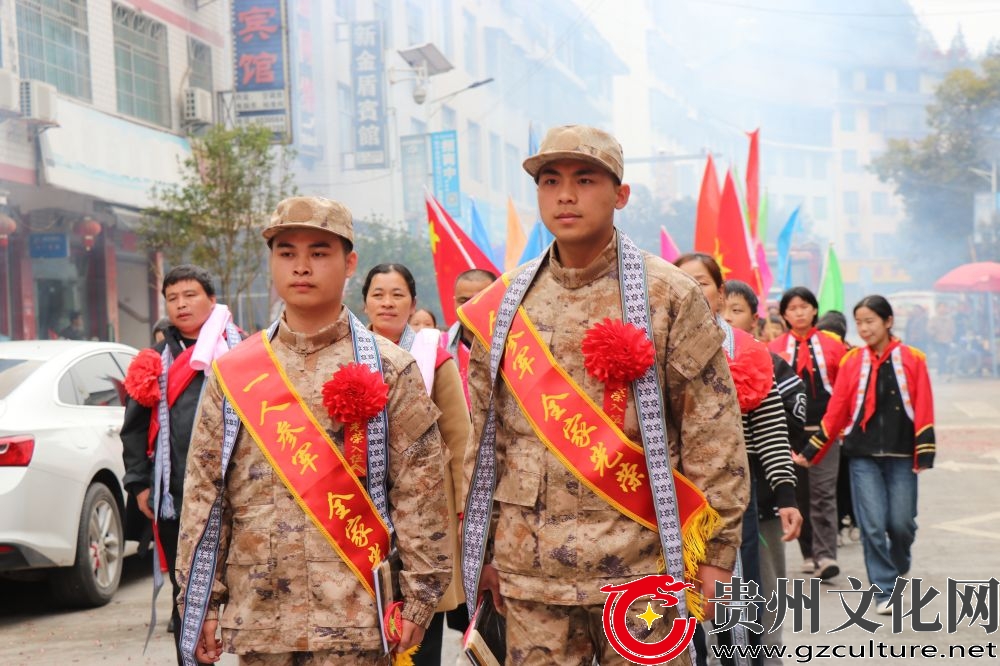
[712,640,998,662]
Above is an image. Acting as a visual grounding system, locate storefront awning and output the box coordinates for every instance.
[39,100,191,209]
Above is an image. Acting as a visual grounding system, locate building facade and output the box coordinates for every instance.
[0,0,231,346]
[601,0,955,302]
[292,0,624,253]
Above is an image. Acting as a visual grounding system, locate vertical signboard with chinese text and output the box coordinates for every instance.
[351,22,387,169]
[233,0,292,141]
[290,0,320,160]
[430,130,461,219]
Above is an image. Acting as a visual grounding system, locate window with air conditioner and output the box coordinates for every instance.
[15,0,92,101]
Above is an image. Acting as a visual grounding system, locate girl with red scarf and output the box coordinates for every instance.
[768,287,846,581]
[793,295,934,615]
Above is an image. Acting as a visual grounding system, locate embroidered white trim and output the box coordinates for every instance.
[786,333,832,394]
[845,345,913,436]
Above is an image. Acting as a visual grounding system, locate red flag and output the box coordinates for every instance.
[714,171,757,289]
[746,129,760,238]
[659,226,681,263]
[694,155,720,254]
[425,191,500,327]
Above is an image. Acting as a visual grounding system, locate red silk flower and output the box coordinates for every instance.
[124,348,162,408]
[582,318,656,384]
[727,341,773,413]
[322,362,390,424]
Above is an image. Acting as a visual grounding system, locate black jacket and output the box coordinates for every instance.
[120,328,205,514]
[771,352,807,447]
[842,361,915,459]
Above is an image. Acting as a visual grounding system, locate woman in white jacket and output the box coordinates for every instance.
[361,263,471,665]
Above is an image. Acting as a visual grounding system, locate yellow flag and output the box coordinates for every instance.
[504,197,527,271]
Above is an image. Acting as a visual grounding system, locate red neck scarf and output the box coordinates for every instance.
[792,327,818,379]
[861,338,902,431]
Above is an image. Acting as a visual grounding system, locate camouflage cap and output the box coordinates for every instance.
[262,196,354,244]
[522,125,624,182]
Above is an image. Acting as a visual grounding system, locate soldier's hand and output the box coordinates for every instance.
[195,619,222,663]
[396,619,425,653]
[778,506,803,542]
[135,488,154,520]
[696,563,732,621]
[478,562,504,614]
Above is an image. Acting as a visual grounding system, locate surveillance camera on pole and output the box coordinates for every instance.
[395,43,452,107]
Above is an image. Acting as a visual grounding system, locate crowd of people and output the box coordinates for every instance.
[118,125,936,666]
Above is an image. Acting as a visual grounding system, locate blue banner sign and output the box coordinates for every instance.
[351,22,387,169]
[430,130,461,219]
[232,0,292,141]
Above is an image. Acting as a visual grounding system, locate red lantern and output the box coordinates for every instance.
[0,214,15,249]
[75,217,103,252]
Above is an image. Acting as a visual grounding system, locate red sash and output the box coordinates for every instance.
[146,345,198,456]
[213,332,391,597]
[458,277,711,535]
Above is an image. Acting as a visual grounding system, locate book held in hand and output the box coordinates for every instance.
[462,593,506,666]
[373,549,403,655]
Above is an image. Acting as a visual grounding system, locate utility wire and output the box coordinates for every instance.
[695,0,1000,18]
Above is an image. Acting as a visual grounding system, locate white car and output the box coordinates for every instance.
[0,340,138,607]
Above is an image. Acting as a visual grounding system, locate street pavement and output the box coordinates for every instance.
[0,376,996,665]
[777,374,1000,664]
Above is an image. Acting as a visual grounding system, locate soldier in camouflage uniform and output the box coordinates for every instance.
[176,197,452,665]
[463,126,750,665]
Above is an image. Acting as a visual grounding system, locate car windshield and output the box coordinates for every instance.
[0,359,44,400]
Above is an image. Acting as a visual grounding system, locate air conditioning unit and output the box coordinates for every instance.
[0,69,19,115]
[183,87,214,125]
[20,79,58,123]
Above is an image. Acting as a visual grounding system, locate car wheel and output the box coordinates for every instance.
[49,483,124,608]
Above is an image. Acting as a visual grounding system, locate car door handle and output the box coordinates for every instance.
[107,425,120,436]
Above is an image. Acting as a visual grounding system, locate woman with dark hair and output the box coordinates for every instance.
[794,295,934,615]
[676,254,800,665]
[761,314,786,343]
[816,311,848,342]
[361,263,470,665]
[768,287,847,581]
[409,308,438,332]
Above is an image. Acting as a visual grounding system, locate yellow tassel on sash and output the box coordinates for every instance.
[681,502,722,621]
[393,644,419,666]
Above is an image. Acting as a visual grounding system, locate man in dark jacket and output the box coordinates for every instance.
[120,264,237,664]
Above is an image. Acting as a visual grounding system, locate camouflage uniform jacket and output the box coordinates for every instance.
[465,233,749,606]
[176,310,452,654]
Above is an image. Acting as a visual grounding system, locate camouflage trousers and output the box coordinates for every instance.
[504,596,693,666]
[237,650,387,665]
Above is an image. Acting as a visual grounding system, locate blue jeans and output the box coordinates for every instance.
[848,456,918,602]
